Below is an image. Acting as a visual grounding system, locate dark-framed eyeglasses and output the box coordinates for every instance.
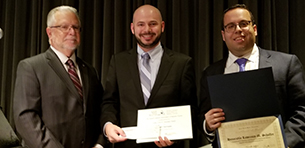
[50,25,81,33]
[224,21,252,33]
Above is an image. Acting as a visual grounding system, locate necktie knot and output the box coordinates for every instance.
[141,53,150,60]
[235,58,248,72]
[66,59,75,69]
[141,53,151,72]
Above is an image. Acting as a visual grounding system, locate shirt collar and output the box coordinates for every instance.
[137,42,163,62]
[50,46,77,65]
[227,43,259,66]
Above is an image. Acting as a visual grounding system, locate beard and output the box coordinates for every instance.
[63,43,79,51]
[63,36,80,50]
[135,33,162,49]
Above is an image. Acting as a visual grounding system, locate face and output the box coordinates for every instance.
[46,11,80,56]
[221,8,257,57]
[131,5,165,51]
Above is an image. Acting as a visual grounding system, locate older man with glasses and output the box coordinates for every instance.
[13,5,106,148]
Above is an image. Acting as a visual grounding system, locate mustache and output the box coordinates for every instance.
[64,36,77,40]
[140,32,156,36]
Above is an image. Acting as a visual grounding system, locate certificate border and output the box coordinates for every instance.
[216,115,287,148]
[136,105,193,143]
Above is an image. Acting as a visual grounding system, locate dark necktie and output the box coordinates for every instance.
[66,59,83,99]
[140,53,151,105]
[235,58,248,72]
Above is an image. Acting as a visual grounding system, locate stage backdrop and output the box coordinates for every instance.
[1,0,305,147]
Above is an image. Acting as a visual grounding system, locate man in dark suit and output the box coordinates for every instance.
[13,6,105,148]
[199,4,305,148]
[101,4,197,148]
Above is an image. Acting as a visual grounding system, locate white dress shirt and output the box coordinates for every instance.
[225,44,259,74]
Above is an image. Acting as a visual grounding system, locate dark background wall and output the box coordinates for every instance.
[1,0,305,147]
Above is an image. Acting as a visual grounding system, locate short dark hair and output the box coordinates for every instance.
[221,4,256,31]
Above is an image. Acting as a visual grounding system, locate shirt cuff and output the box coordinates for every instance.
[103,122,112,137]
[94,144,104,148]
[203,119,215,142]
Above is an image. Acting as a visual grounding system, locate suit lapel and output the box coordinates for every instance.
[214,59,226,75]
[147,48,174,105]
[258,48,272,68]
[126,49,145,104]
[77,58,88,112]
[45,48,83,104]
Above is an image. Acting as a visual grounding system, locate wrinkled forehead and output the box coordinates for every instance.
[53,11,80,25]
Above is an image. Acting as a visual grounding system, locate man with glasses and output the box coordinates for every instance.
[14,6,106,148]
[198,4,305,148]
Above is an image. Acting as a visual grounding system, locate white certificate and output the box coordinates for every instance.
[121,126,138,140]
[136,105,193,143]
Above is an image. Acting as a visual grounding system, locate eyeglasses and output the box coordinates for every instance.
[224,21,252,33]
[50,25,81,33]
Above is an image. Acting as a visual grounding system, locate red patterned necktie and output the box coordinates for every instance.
[66,59,83,99]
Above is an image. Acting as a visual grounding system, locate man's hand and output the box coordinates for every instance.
[205,108,225,132]
[154,136,174,147]
[105,123,127,143]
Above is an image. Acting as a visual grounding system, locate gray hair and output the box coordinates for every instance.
[46,5,81,27]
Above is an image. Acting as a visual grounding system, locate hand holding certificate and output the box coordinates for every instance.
[121,105,193,143]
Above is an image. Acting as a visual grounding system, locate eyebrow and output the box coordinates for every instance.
[225,20,250,25]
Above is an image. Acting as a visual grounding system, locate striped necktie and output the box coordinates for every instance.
[66,59,83,99]
[140,53,151,105]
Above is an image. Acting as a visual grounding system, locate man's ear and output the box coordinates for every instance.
[130,23,135,34]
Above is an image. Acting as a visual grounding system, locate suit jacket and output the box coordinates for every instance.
[101,47,197,148]
[198,47,305,148]
[14,48,106,148]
